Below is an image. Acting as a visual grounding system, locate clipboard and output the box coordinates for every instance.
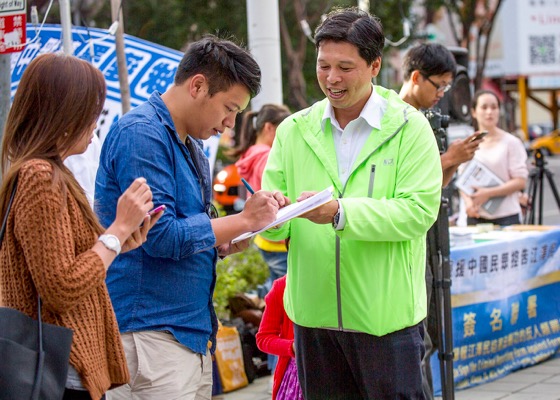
[232,186,334,243]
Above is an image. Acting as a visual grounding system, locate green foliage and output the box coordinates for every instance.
[213,245,269,320]
[94,0,423,106]
[96,0,248,51]
[371,0,415,47]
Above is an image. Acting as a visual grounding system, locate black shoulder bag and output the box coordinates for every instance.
[0,177,74,400]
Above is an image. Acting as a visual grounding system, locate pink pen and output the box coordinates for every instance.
[147,205,166,216]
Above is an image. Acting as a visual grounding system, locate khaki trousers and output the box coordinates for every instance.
[107,331,212,400]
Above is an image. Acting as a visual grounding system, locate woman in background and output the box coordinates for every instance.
[0,53,163,400]
[230,104,291,389]
[460,89,528,226]
[230,104,291,294]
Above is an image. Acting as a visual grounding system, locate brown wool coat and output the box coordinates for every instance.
[0,159,129,400]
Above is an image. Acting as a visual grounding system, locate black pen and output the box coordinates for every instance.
[241,178,255,195]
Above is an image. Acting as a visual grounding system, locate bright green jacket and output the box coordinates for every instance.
[261,86,442,336]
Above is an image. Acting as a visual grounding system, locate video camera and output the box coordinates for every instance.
[423,107,450,154]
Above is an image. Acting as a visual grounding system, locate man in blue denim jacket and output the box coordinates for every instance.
[95,35,285,399]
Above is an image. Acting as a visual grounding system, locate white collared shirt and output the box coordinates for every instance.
[321,85,388,230]
[321,85,387,187]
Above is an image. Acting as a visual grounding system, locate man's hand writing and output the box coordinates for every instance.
[239,190,286,232]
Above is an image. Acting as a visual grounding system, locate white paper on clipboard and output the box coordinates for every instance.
[232,186,334,243]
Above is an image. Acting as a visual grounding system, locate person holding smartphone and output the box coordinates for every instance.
[0,53,163,400]
[400,43,484,188]
[399,43,487,400]
[459,89,528,226]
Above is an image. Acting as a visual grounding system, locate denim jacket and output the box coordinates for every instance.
[95,92,218,354]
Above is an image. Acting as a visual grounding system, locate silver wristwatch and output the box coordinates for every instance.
[98,234,121,256]
[332,201,341,228]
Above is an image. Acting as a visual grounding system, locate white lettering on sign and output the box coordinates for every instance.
[4,27,20,47]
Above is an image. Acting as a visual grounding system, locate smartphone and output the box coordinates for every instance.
[147,205,166,216]
[470,131,488,142]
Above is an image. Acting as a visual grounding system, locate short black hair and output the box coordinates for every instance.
[175,35,261,98]
[314,7,384,65]
[402,43,456,81]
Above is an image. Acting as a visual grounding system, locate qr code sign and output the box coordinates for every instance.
[529,35,556,65]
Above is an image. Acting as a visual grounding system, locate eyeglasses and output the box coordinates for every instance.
[422,75,452,93]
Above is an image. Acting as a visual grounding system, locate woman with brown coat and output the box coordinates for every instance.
[0,53,163,400]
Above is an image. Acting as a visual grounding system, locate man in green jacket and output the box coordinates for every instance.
[261,7,442,399]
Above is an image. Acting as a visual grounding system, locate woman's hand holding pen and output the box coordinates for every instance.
[112,178,166,253]
[95,178,163,268]
[121,209,165,253]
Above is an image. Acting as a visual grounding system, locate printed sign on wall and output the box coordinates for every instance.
[0,0,26,54]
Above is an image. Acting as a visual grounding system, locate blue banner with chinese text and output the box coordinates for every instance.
[432,228,560,394]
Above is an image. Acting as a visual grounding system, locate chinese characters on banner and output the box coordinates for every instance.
[432,228,560,394]
[0,0,26,54]
[10,24,219,174]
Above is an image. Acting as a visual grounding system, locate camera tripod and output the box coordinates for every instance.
[426,196,455,400]
[524,149,560,225]
[422,108,454,399]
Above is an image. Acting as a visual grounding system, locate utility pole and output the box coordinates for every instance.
[246,0,283,111]
[111,0,130,114]
[59,0,73,54]
[1,0,29,143]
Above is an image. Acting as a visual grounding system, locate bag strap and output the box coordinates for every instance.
[0,177,45,400]
[32,297,46,400]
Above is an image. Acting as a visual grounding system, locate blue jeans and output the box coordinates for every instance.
[258,249,288,373]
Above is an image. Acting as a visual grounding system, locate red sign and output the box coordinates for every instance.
[0,0,26,54]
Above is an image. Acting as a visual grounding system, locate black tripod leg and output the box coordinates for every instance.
[526,172,540,225]
[544,169,560,213]
[538,169,545,225]
[428,200,455,400]
[438,202,454,400]
[524,176,533,224]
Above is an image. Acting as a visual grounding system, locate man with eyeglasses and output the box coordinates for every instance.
[400,43,482,187]
[399,42,483,400]
[95,35,286,399]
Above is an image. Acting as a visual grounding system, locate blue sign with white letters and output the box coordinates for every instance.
[432,229,560,394]
[10,24,218,169]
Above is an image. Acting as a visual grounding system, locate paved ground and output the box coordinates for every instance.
[213,355,560,399]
